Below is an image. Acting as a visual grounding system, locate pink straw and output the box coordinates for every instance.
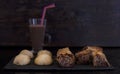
[40,3,55,26]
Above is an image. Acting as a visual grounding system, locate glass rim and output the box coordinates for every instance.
[29,18,47,26]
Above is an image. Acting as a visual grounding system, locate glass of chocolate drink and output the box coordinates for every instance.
[29,18,49,52]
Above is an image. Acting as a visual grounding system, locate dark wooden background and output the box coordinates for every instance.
[0,0,120,47]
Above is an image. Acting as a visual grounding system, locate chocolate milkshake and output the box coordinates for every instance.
[29,25,45,52]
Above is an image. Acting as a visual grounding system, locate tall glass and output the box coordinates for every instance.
[29,18,46,52]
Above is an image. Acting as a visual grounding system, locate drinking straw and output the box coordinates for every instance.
[40,3,55,26]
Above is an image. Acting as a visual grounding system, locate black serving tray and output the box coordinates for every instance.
[4,58,114,71]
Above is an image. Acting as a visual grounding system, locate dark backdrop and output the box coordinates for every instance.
[0,0,120,47]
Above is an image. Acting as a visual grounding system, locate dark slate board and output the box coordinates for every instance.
[4,58,114,71]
